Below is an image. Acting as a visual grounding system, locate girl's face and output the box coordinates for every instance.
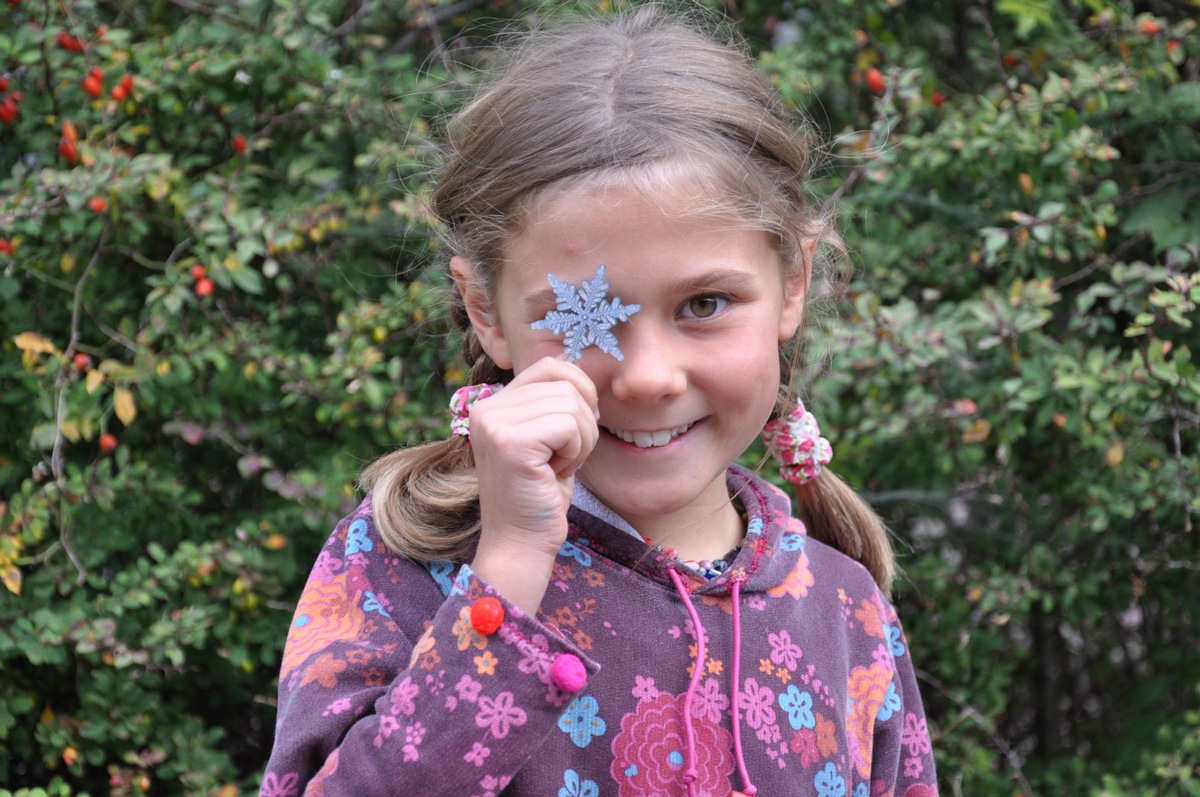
[458,173,807,543]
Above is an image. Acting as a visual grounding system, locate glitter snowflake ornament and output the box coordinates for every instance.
[531,264,641,362]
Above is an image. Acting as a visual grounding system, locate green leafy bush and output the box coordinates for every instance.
[2,1,1196,795]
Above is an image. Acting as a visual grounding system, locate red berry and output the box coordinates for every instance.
[1002,53,1019,68]
[58,136,79,163]
[1167,40,1180,55]
[931,90,947,108]
[1140,19,1162,36]
[88,196,107,214]
[231,133,248,154]
[195,277,215,297]
[99,433,119,454]
[865,67,886,95]
[73,352,91,371]
[111,74,133,101]
[0,238,13,255]
[190,264,208,280]
[0,78,8,92]
[57,33,85,53]
[0,97,16,125]
[82,74,102,98]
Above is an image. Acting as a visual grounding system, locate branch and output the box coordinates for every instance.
[823,68,900,211]
[915,668,1035,797]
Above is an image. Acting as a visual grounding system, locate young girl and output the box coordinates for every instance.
[262,7,938,797]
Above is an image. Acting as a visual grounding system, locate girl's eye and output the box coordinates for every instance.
[681,295,729,319]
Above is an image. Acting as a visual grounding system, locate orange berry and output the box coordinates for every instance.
[191,264,208,280]
[231,133,248,154]
[111,74,133,101]
[88,196,107,214]
[195,277,215,297]
[1140,19,1162,36]
[73,352,91,371]
[99,433,118,454]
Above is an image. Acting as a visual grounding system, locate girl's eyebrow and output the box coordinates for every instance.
[671,268,760,294]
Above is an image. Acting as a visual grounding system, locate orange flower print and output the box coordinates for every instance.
[846,663,892,778]
[301,652,347,689]
[474,650,498,675]
[767,552,814,599]
[408,630,435,669]
[854,598,885,639]
[452,606,488,651]
[815,712,838,758]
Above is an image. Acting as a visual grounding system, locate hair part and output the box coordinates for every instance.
[361,3,896,593]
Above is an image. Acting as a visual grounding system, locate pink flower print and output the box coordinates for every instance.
[738,677,777,734]
[691,677,729,724]
[374,714,399,748]
[456,674,482,703]
[388,676,418,717]
[405,721,426,746]
[903,756,924,779]
[475,691,527,739]
[322,697,354,717]
[464,741,491,767]
[632,675,660,703]
[872,643,893,669]
[609,692,733,797]
[768,629,803,671]
[261,771,300,797]
[790,728,819,768]
[517,634,553,681]
[747,594,767,611]
[758,720,782,745]
[901,712,931,758]
[310,550,344,583]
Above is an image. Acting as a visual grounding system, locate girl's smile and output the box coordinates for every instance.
[460,168,808,559]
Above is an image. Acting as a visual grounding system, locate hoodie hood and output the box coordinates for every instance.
[566,464,807,598]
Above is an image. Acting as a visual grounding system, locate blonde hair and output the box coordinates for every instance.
[360,4,896,593]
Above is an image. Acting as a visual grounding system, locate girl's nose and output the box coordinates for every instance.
[608,324,687,403]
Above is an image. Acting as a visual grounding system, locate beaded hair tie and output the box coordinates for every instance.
[761,401,833,485]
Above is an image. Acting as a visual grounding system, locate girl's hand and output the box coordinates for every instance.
[467,357,599,614]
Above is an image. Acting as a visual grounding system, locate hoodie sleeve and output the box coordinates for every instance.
[260,505,600,797]
[869,602,939,797]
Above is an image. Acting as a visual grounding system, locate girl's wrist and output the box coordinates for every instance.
[470,535,559,616]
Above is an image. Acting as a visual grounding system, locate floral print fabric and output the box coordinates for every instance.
[261,466,938,796]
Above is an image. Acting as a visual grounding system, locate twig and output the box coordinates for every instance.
[385,0,494,57]
[916,668,1035,797]
[49,229,107,586]
[1170,393,1193,534]
[823,68,900,211]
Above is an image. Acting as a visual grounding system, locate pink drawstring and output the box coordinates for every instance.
[668,568,757,797]
[668,568,704,797]
[730,578,756,796]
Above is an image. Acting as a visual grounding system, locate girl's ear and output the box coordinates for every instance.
[450,256,514,370]
[778,240,815,340]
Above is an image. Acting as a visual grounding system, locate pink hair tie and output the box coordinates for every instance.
[449,383,505,438]
[761,401,833,485]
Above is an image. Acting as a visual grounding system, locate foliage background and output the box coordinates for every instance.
[1,0,1196,795]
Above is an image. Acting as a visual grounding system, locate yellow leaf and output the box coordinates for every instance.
[13,332,59,355]
[114,387,138,427]
[86,369,105,394]
[1106,443,1124,467]
[60,252,77,274]
[60,420,82,442]
[1018,172,1034,196]
[962,419,992,444]
[1,564,21,595]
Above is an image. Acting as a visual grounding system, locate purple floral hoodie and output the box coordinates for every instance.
[261,466,938,797]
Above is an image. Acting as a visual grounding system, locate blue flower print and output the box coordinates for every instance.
[778,685,815,730]
[853,783,869,797]
[885,624,907,657]
[428,560,455,596]
[559,768,599,797]
[815,762,846,797]
[362,591,391,618]
[560,540,593,567]
[877,680,901,721]
[345,519,373,556]
[779,532,805,551]
[558,695,606,748]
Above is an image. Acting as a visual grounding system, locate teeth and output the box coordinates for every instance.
[605,422,694,448]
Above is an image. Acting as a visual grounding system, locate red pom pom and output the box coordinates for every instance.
[470,596,505,635]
